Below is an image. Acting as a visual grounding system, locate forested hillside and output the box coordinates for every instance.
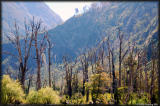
[1,2,159,105]
[2,2,63,43]
[47,2,158,62]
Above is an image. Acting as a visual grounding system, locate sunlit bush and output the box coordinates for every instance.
[117,87,151,104]
[71,93,84,104]
[26,90,39,104]
[90,93,112,104]
[26,87,60,104]
[60,93,84,104]
[1,75,25,104]
[60,95,69,104]
[38,87,60,104]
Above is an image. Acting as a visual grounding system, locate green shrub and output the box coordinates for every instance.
[26,87,60,104]
[1,75,25,104]
[154,89,159,104]
[38,87,60,104]
[117,87,150,104]
[71,93,83,104]
[60,93,84,104]
[26,90,39,104]
[91,93,112,104]
[60,95,69,104]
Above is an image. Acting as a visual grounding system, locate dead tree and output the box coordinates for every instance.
[150,42,157,104]
[98,40,105,66]
[117,28,129,87]
[85,52,89,102]
[106,37,113,94]
[92,48,97,74]
[72,70,79,94]
[132,48,143,91]
[45,34,53,87]
[27,75,33,94]
[106,37,112,79]
[63,56,76,98]
[88,48,95,74]
[143,49,149,93]
[60,74,64,96]
[80,54,85,96]
[158,29,160,104]
[4,19,35,89]
[106,36,118,104]
[33,19,47,90]
[110,48,118,104]
[128,44,136,89]
[52,71,56,90]
[80,52,89,101]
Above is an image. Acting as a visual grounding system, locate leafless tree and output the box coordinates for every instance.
[106,36,118,104]
[63,56,76,98]
[32,18,47,90]
[150,41,157,104]
[158,32,160,104]
[117,27,129,87]
[27,74,33,94]
[80,52,89,99]
[106,37,112,79]
[45,34,53,87]
[4,19,35,89]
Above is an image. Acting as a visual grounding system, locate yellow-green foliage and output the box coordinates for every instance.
[71,93,83,104]
[93,93,113,104]
[26,90,39,104]
[1,75,25,104]
[117,87,151,104]
[60,93,84,104]
[38,87,60,104]
[155,89,159,103]
[60,95,69,104]
[26,87,60,104]
[90,72,110,93]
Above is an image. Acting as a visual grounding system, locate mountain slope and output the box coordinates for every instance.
[2,2,63,43]
[2,2,158,72]
[47,2,158,62]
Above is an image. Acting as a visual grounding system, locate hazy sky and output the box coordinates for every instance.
[45,2,93,21]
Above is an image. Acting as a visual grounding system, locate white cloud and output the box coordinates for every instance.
[45,2,93,21]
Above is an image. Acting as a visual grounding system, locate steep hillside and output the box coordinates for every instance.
[2,2,63,43]
[2,2,158,72]
[47,2,158,62]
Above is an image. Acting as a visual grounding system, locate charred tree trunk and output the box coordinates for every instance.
[68,66,72,97]
[85,61,89,102]
[150,59,155,104]
[111,49,118,104]
[36,49,41,90]
[119,37,122,87]
[27,75,32,94]
[48,45,51,87]
[20,64,25,89]
[46,37,52,87]
[158,36,160,104]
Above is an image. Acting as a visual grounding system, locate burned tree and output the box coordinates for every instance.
[98,40,105,66]
[106,36,118,104]
[4,19,35,89]
[133,48,143,91]
[80,52,89,100]
[150,41,158,104]
[117,28,129,87]
[26,74,33,94]
[106,37,112,79]
[45,34,53,87]
[32,18,47,90]
[63,56,76,98]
